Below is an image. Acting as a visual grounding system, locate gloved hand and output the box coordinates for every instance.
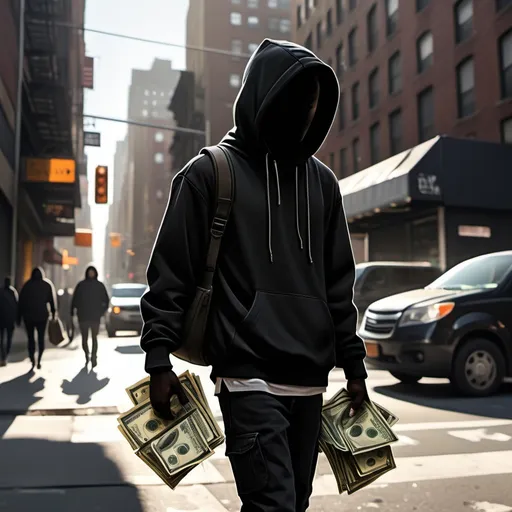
[347,378,369,417]
[150,369,189,420]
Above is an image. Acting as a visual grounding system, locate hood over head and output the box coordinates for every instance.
[226,39,339,163]
[85,266,98,280]
[31,267,44,280]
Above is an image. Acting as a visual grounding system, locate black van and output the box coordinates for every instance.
[354,262,441,319]
[358,251,512,397]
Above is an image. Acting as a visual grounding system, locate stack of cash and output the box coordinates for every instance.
[320,388,399,495]
[117,371,224,489]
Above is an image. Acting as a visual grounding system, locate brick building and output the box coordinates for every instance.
[187,0,292,147]
[293,0,512,179]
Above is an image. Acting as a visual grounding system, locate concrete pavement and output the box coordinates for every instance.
[1,334,512,511]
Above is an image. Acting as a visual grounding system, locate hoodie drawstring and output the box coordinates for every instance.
[265,154,313,264]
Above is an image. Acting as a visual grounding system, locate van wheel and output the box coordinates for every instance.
[390,372,422,384]
[451,338,505,397]
[107,329,116,338]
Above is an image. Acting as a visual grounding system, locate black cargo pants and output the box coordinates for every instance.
[218,385,322,512]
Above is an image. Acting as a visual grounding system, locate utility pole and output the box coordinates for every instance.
[10,0,26,284]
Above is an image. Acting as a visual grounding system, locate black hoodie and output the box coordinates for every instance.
[141,39,367,386]
[71,266,109,322]
[18,267,56,323]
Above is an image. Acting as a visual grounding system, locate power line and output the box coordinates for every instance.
[51,21,253,59]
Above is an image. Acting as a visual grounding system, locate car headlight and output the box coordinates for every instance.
[399,302,455,327]
[112,306,121,314]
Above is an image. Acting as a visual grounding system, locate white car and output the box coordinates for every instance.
[106,283,147,337]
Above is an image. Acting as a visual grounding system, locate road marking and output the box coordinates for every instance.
[467,502,512,512]
[394,419,512,432]
[395,435,420,447]
[312,450,512,496]
[448,428,512,443]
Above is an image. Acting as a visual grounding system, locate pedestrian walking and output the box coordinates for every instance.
[18,267,56,370]
[140,39,368,512]
[57,288,74,341]
[71,266,109,368]
[0,277,18,366]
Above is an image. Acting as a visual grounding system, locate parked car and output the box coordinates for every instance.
[106,283,147,337]
[358,251,512,397]
[354,262,442,320]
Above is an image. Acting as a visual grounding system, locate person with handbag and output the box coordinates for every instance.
[71,266,109,368]
[140,39,368,512]
[0,277,18,366]
[18,267,56,370]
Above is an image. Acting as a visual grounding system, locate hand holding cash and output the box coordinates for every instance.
[117,371,224,489]
[320,388,399,495]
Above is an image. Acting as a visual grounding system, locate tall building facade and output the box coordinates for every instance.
[113,59,181,284]
[0,0,87,286]
[293,0,512,178]
[187,0,292,146]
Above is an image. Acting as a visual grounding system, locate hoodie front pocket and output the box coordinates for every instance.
[234,291,335,367]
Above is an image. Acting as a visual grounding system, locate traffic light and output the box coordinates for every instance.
[95,165,108,204]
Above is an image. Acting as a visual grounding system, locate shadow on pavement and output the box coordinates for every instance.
[61,368,110,405]
[115,345,143,355]
[0,438,144,511]
[0,371,45,436]
[374,381,512,419]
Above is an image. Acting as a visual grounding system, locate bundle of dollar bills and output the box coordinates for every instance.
[117,371,224,489]
[320,388,399,495]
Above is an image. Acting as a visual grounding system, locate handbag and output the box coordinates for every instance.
[173,145,234,366]
[48,315,68,346]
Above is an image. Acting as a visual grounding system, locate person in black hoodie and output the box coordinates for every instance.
[0,277,18,366]
[141,39,368,511]
[18,267,56,370]
[71,266,109,368]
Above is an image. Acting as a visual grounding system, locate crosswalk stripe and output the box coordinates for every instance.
[312,450,512,496]
[393,419,512,432]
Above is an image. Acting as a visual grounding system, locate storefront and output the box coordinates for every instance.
[340,136,512,271]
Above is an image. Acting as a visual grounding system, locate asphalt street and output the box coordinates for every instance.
[0,331,511,512]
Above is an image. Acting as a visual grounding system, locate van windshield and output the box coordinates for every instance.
[427,254,512,291]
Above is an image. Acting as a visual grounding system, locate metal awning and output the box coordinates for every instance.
[339,137,440,219]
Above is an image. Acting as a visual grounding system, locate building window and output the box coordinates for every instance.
[230,74,241,88]
[304,33,313,50]
[348,28,357,67]
[248,0,258,7]
[351,82,360,120]
[389,108,402,155]
[368,67,379,109]
[386,0,399,37]
[269,0,278,6]
[232,39,243,55]
[417,31,434,73]
[296,5,302,28]
[501,117,512,143]
[278,0,290,8]
[349,0,357,10]
[416,0,429,11]
[335,44,344,78]
[316,22,323,49]
[339,92,346,130]
[269,18,279,30]
[352,138,360,173]
[455,0,473,44]
[280,19,291,33]
[142,109,148,117]
[370,123,381,165]
[457,57,475,118]
[231,0,241,3]
[499,29,512,99]
[336,0,344,24]
[367,5,378,54]
[154,153,164,164]
[418,86,434,142]
[230,12,242,25]
[388,51,401,94]
[155,132,164,142]
[496,0,512,11]
[248,16,259,27]
[248,43,259,54]
[339,148,347,177]
[326,9,333,36]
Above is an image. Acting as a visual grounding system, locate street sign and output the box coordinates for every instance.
[110,232,122,248]
[43,203,74,219]
[62,250,79,267]
[25,158,76,183]
[75,229,92,247]
[84,131,101,147]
